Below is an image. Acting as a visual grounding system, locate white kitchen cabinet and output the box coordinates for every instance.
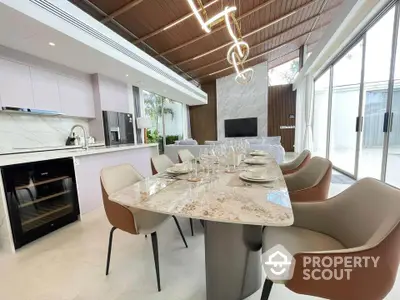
[98,75,130,113]
[0,58,34,108]
[30,67,61,112]
[58,75,95,118]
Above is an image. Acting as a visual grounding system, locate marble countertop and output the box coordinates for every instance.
[0,143,158,166]
[1,143,106,155]
[109,160,293,227]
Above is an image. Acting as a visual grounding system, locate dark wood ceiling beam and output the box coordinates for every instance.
[101,0,146,24]
[195,29,323,80]
[79,0,197,83]
[133,0,221,45]
[304,0,330,45]
[182,22,329,76]
[154,0,279,58]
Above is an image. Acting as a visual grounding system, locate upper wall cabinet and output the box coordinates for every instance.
[97,75,130,113]
[0,58,34,108]
[30,67,61,112]
[58,75,95,118]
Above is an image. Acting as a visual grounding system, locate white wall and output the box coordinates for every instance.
[216,62,268,140]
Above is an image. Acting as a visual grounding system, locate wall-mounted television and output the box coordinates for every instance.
[224,118,258,137]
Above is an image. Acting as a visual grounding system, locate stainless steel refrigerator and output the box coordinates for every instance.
[102,111,135,145]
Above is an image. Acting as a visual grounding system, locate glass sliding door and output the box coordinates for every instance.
[143,90,164,148]
[313,70,331,158]
[386,6,400,188]
[163,99,184,145]
[329,41,364,176]
[358,7,395,180]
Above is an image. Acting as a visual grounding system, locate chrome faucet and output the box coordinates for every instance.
[69,125,88,150]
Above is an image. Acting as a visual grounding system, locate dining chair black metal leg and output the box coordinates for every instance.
[151,232,161,292]
[260,279,273,300]
[189,218,194,236]
[105,226,117,276]
[173,216,188,248]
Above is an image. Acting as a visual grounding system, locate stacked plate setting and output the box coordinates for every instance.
[244,157,268,165]
[166,163,190,175]
[239,168,277,183]
[249,150,268,156]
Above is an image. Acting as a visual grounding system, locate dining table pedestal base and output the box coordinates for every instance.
[204,221,263,300]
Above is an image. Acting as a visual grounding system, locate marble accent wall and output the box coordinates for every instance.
[0,113,89,152]
[216,63,268,140]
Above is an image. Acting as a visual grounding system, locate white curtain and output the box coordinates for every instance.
[294,75,314,153]
[303,76,314,151]
[183,105,191,139]
[295,80,306,153]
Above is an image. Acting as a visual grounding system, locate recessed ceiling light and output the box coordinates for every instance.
[48,42,55,47]
[125,74,129,77]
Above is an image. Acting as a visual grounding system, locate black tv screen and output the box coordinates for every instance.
[224,118,258,137]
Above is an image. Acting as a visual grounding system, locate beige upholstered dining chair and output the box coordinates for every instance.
[280,149,311,175]
[151,155,195,236]
[100,164,188,292]
[150,154,174,175]
[284,156,332,202]
[178,149,195,163]
[260,178,400,300]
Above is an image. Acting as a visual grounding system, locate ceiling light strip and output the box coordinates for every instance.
[186,0,254,83]
[172,0,334,67]
[181,21,329,76]
[134,0,220,44]
[155,0,278,58]
[196,30,322,80]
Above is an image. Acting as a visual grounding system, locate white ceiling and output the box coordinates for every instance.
[0,0,207,106]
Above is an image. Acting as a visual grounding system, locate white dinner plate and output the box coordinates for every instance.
[239,171,277,183]
[244,158,267,165]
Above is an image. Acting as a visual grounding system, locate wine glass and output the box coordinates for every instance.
[214,144,225,172]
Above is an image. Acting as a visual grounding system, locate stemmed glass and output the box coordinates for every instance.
[214,144,226,173]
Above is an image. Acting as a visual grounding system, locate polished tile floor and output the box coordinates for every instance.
[0,178,399,299]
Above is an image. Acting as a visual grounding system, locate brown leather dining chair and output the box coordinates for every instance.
[100,164,188,292]
[261,178,400,300]
[284,156,332,202]
[151,154,195,236]
[280,149,311,175]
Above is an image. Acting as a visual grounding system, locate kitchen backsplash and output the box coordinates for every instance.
[0,113,90,152]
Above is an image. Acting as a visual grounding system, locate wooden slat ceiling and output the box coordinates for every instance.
[70,0,344,85]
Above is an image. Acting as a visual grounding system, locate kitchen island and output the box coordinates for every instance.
[0,143,158,252]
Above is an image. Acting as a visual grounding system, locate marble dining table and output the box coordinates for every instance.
[109,158,294,300]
